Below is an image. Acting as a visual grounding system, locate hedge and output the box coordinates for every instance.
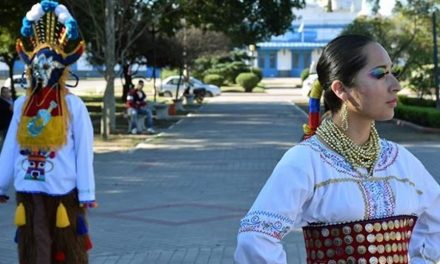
[203,74,224,87]
[249,67,263,82]
[300,68,310,83]
[394,104,440,128]
[397,95,436,108]
[235,72,259,92]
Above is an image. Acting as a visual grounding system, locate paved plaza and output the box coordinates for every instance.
[0,82,439,263]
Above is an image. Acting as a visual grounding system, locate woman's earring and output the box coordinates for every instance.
[341,102,348,131]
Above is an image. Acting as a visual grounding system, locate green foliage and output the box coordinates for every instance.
[249,68,263,82]
[395,104,440,128]
[161,68,180,79]
[203,74,224,86]
[236,73,259,92]
[192,57,213,79]
[193,50,255,84]
[300,68,310,83]
[342,3,436,97]
[398,95,436,108]
[182,0,306,45]
[406,64,434,98]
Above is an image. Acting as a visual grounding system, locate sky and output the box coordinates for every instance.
[379,0,396,16]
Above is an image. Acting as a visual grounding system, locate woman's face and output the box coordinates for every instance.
[346,42,401,121]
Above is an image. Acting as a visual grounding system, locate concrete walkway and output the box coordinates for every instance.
[0,86,439,264]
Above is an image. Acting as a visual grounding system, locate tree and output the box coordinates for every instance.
[182,0,306,45]
[0,0,35,100]
[64,0,172,138]
[64,0,307,137]
[343,0,440,102]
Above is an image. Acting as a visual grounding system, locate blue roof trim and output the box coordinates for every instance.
[257,42,326,48]
[291,23,349,29]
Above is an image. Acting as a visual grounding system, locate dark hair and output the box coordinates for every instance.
[138,80,144,84]
[1,86,10,92]
[316,34,375,112]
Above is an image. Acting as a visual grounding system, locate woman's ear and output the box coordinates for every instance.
[330,80,348,101]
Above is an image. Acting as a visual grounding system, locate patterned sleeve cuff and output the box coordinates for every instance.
[238,210,294,240]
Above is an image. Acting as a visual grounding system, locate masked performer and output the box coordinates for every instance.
[0,1,96,263]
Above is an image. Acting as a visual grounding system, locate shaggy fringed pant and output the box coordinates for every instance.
[16,190,89,264]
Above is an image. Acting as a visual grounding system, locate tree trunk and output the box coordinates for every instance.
[327,0,333,12]
[121,63,132,103]
[102,0,116,139]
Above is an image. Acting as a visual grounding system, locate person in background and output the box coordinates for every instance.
[235,34,440,263]
[0,86,13,150]
[126,79,156,134]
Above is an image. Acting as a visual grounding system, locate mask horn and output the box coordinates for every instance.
[16,40,31,65]
[64,41,85,66]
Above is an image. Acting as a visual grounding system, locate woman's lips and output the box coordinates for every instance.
[386,98,397,106]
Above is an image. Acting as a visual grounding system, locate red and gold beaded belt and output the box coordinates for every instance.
[302,215,417,264]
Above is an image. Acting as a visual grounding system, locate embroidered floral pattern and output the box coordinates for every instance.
[301,136,398,219]
[359,180,395,219]
[300,136,398,176]
[375,139,398,171]
[299,137,359,177]
[238,211,294,240]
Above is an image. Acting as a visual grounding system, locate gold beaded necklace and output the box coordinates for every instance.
[316,119,380,176]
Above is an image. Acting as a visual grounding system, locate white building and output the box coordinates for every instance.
[257,0,370,77]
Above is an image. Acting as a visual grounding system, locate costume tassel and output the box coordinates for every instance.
[85,235,93,251]
[54,251,66,262]
[56,202,70,228]
[15,203,26,226]
[76,215,88,235]
[14,228,19,243]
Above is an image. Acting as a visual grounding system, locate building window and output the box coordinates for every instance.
[258,56,265,68]
[292,53,300,68]
[269,53,276,68]
[303,53,311,68]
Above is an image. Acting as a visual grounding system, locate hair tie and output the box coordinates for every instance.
[302,80,323,140]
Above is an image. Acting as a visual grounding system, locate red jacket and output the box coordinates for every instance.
[126,88,147,109]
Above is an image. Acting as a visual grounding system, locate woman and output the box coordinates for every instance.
[234,35,440,263]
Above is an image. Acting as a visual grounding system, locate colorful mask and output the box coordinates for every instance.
[16,0,84,151]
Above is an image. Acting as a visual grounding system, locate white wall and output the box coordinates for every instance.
[277,49,292,70]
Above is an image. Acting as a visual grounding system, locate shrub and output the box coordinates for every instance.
[203,74,224,86]
[395,104,440,128]
[236,72,259,92]
[300,68,310,83]
[398,95,436,108]
[249,67,262,82]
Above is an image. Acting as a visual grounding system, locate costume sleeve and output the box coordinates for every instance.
[407,149,440,263]
[71,97,95,203]
[0,97,24,196]
[234,147,314,264]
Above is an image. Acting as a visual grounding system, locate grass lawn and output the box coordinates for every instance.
[221,84,265,93]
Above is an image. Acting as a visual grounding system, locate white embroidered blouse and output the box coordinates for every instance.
[235,136,440,264]
[0,94,95,203]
